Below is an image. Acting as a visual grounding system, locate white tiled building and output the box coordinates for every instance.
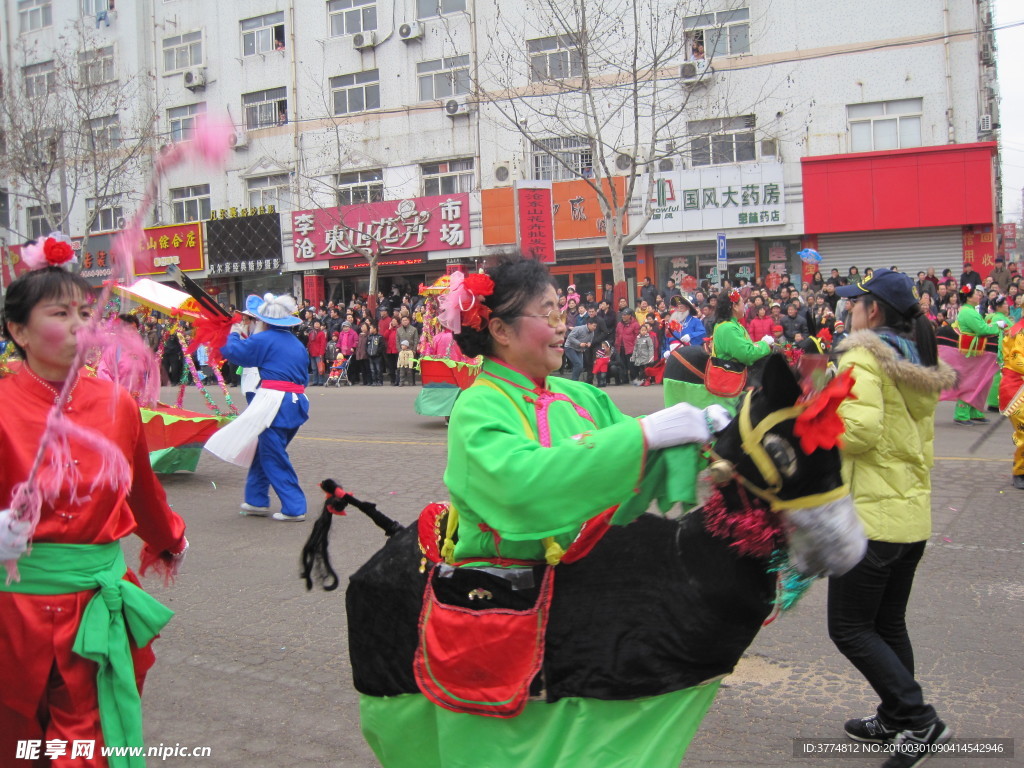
[0,0,1003,303]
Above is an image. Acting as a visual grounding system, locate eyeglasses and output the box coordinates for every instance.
[521,309,567,328]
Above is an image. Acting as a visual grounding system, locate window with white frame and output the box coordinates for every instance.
[23,61,55,98]
[416,0,465,19]
[422,159,474,196]
[163,31,203,73]
[82,0,112,16]
[528,35,582,82]
[247,174,291,211]
[0,191,10,232]
[78,46,115,87]
[27,204,61,239]
[328,0,377,37]
[27,130,57,169]
[241,11,286,56]
[168,103,205,142]
[848,99,923,153]
[417,56,469,101]
[336,170,384,206]
[87,197,123,233]
[170,184,211,223]
[684,8,750,61]
[532,136,593,180]
[331,70,380,115]
[18,0,52,33]
[688,115,756,166]
[86,114,121,150]
[243,88,288,130]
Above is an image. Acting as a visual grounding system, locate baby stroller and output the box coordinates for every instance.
[326,356,351,387]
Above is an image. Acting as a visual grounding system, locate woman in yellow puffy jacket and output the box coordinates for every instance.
[829,269,957,766]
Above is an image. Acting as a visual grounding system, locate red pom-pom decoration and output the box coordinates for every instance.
[43,238,74,265]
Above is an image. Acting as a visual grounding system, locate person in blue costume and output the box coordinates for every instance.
[663,294,707,355]
[204,293,310,521]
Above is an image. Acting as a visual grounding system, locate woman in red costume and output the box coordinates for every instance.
[0,262,187,767]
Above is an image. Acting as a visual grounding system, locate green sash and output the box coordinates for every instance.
[1,542,174,768]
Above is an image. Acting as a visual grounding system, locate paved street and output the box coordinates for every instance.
[138,382,1022,767]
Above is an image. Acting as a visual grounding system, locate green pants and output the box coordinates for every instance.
[954,400,986,421]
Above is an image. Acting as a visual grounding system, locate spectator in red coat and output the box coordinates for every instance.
[747,305,774,341]
[382,317,399,385]
[614,308,641,384]
[307,320,327,386]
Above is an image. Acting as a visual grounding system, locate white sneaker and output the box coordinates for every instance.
[272,512,306,522]
[240,503,271,516]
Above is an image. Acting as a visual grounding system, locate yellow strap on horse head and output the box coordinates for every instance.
[736,391,849,511]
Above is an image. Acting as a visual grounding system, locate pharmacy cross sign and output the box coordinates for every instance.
[291,193,471,262]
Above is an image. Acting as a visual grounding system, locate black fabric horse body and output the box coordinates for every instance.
[344,355,859,707]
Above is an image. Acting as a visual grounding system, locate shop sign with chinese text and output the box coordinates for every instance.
[291,194,470,263]
[132,223,204,276]
[646,164,786,234]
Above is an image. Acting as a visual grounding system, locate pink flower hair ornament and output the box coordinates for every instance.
[20,232,77,271]
[438,271,494,334]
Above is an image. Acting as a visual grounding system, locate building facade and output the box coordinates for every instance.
[0,0,1003,303]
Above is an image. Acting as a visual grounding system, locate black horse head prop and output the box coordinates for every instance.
[707,353,865,577]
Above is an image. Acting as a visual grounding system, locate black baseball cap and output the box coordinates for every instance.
[835,268,919,314]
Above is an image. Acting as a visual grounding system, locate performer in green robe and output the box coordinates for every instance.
[985,296,1011,410]
[954,286,1003,423]
[361,256,731,768]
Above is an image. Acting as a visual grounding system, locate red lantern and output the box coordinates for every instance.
[681,274,698,292]
[208,286,221,295]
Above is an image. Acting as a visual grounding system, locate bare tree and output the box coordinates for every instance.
[0,25,159,247]
[473,0,783,294]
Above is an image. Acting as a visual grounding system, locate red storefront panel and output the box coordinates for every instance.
[801,143,996,234]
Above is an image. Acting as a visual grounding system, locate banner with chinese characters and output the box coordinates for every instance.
[290,194,471,263]
[515,182,555,263]
[132,223,204,276]
[963,225,995,280]
[645,164,785,234]
[482,177,628,246]
[207,212,283,276]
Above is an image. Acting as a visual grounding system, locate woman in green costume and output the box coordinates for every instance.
[711,288,775,369]
[359,256,731,768]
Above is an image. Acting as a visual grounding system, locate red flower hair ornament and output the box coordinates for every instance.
[727,288,742,304]
[21,233,77,271]
[792,368,857,454]
[438,270,495,333]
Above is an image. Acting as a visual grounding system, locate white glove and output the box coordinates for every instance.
[680,334,691,343]
[704,404,732,434]
[996,320,1007,329]
[641,403,727,450]
[230,322,248,338]
[760,335,775,345]
[0,509,32,562]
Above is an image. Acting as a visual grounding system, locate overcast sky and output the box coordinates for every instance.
[997,0,1023,221]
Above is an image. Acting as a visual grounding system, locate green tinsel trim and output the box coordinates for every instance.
[767,550,818,612]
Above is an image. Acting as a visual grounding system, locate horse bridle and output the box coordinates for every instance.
[709,391,849,512]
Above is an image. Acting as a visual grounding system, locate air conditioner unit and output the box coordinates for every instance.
[656,157,675,173]
[444,98,474,117]
[183,67,207,91]
[614,152,635,174]
[760,139,778,157]
[981,43,995,65]
[353,31,377,50]
[979,114,993,133]
[229,129,249,149]
[680,59,711,87]
[399,22,423,41]
[115,216,128,229]
[493,161,519,186]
